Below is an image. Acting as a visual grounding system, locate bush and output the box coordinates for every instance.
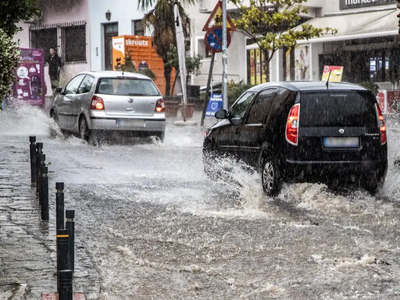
[359,81,379,97]
[0,28,19,108]
[228,83,253,107]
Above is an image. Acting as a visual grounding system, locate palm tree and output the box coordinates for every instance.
[139,0,194,96]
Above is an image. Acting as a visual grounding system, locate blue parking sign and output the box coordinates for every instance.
[205,94,223,117]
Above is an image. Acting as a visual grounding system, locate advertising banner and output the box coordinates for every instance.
[340,0,396,10]
[13,48,45,106]
[205,93,223,117]
[321,65,344,82]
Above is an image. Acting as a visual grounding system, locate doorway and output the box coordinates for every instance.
[104,22,118,70]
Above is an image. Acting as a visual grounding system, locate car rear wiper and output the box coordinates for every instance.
[128,93,146,96]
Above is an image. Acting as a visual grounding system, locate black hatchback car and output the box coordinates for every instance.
[203,82,388,196]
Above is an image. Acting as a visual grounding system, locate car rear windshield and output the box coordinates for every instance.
[299,91,377,127]
[96,77,161,96]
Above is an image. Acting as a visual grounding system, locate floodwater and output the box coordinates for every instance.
[1,105,400,299]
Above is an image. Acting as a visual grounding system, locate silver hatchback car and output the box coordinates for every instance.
[50,71,166,143]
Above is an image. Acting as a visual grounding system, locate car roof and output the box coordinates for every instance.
[79,70,152,80]
[247,81,369,93]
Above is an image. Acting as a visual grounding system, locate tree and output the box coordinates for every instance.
[0,0,40,37]
[0,29,19,107]
[229,0,337,81]
[139,0,195,96]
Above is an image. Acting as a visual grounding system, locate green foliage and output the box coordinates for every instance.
[138,0,194,95]
[0,0,40,37]
[229,0,337,80]
[359,81,380,97]
[138,68,157,80]
[115,49,157,81]
[166,45,203,76]
[228,82,254,107]
[0,28,19,107]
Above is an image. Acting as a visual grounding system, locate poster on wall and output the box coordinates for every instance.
[286,49,291,81]
[249,49,255,85]
[12,48,45,106]
[255,49,261,85]
[294,45,310,81]
[321,65,344,82]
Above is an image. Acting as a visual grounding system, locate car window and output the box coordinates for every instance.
[64,74,86,95]
[77,75,94,94]
[299,91,377,127]
[229,91,256,117]
[246,88,277,124]
[96,77,161,96]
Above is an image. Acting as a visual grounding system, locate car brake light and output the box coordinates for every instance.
[91,96,104,110]
[286,104,300,146]
[376,105,387,144]
[155,98,165,113]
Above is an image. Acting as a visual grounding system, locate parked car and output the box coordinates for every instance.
[50,71,166,143]
[203,81,388,195]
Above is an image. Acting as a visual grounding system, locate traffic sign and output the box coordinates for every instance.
[205,28,231,52]
[202,1,237,31]
[205,93,223,116]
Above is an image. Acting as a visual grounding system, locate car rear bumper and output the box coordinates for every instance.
[89,117,166,132]
[284,159,388,181]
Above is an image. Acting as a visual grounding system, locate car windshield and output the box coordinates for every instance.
[299,91,377,127]
[96,78,161,96]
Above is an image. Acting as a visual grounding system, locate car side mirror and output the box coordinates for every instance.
[55,87,63,94]
[230,117,243,126]
[215,109,228,119]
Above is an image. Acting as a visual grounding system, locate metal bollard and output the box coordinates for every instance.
[56,182,65,230]
[37,154,45,202]
[35,142,43,186]
[57,229,70,294]
[59,270,73,300]
[66,210,75,272]
[41,166,49,220]
[29,136,36,185]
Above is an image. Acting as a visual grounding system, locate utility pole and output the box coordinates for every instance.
[397,0,400,34]
[222,0,228,110]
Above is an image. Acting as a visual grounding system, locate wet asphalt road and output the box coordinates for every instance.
[2,108,400,299]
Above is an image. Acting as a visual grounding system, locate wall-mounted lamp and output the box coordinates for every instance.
[105,10,111,21]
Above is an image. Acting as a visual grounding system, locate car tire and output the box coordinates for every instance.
[155,131,165,143]
[362,172,383,195]
[261,155,281,196]
[79,117,90,142]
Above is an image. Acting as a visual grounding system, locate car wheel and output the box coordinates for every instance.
[362,172,383,195]
[261,156,281,196]
[49,110,61,138]
[155,131,165,143]
[79,117,90,142]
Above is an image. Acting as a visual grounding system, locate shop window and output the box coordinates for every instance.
[197,38,212,58]
[30,21,87,63]
[132,19,144,36]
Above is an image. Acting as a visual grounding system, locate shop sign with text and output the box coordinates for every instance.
[340,0,396,10]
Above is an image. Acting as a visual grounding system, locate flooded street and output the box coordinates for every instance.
[2,107,400,299]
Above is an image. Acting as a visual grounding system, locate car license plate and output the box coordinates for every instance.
[323,137,359,148]
[116,119,145,127]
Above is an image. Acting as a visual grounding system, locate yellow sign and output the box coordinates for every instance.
[202,1,237,31]
[321,65,344,82]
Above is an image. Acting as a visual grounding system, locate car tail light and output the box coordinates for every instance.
[376,104,387,144]
[91,96,104,110]
[155,98,165,112]
[286,104,300,146]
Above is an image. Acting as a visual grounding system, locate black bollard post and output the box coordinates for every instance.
[57,229,70,294]
[41,166,49,221]
[35,142,43,182]
[66,210,75,272]
[59,270,73,300]
[37,153,46,203]
[29,136,36,185]
[56,182,65,230]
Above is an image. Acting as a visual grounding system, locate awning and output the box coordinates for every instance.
[296,9,398,44]
[245,9,398,49]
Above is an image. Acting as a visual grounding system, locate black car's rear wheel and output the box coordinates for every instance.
[261,156,281,196]
[362,171,383,195]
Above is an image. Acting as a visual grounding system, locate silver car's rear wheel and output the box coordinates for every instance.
[79,117,90,142]
[261,157,281,196]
